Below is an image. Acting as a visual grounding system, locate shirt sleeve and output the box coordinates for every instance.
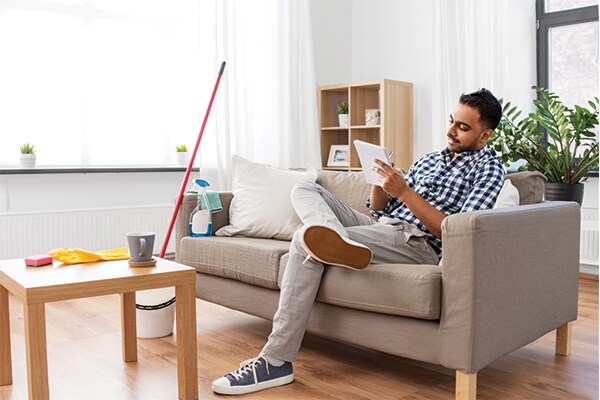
[460,158,506,213]
[366,194,402,218]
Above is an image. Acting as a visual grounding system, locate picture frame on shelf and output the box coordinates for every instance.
[327,144,349,167]
[365,109,380,126]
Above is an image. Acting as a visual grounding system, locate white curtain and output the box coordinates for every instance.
[431,0,537,151]
[196,0,320,190]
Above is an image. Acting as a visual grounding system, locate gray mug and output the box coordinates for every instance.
[127,232,155,262]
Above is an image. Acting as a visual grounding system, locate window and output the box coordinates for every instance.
[537,1,599,173]
[0,1,205,167]
[537,1,599,106]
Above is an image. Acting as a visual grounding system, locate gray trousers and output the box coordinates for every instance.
[261,182,439,362]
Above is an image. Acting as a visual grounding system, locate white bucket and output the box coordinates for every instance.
[136,287,176,339]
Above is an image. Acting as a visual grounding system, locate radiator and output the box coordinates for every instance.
[0,205,177,259]
[580,208,600,266]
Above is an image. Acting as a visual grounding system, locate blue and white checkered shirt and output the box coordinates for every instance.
[367,146,505,255]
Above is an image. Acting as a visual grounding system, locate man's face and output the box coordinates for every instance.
[446,103,492,155]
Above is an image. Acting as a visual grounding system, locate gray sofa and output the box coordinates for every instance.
[174,170,580,400]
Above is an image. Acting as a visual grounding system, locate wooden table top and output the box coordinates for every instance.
[0,258,196,304]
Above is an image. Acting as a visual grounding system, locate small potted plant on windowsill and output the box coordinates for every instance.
[337,101,349,128]
[19,143,37,168]
[488,86,599,205]
[175,144,189,167]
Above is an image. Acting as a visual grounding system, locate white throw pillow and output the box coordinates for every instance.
[215,155,318,240]
[493,179,520,209]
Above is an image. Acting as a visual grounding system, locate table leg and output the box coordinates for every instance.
[0,285,12,386]
[120,292,138,363]
[175,283,198,400]
[24,302,49,400]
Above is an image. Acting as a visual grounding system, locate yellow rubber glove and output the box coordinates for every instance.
[48,247,130,265]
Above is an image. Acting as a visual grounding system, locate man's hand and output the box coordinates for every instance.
[372,158,446,239]
[372,159,407,199]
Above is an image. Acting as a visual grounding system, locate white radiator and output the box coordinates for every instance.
[0,205,177,259]
[580,209,600,267]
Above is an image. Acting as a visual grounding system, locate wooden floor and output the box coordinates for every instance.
[0,279,597,399]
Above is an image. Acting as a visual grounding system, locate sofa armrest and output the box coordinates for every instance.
[438,201,580,373]
[174,191,234,260]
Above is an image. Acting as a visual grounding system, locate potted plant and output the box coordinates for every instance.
[175,144,189,166]
[488,86,598,205]
[19,143,37,168]
[337,101,349,128]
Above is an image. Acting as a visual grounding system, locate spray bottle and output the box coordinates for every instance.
[189,179,212,237]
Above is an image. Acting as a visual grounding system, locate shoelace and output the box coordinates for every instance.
[302,254,312,264]
[229,356,270,383]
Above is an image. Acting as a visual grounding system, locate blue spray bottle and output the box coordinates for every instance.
[189,179,212,237]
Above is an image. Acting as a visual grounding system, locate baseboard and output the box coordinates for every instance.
[580,263,599,277]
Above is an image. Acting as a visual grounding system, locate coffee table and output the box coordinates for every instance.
[0,257,198,400]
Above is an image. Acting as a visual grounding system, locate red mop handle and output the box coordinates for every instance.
[159,61,226,258]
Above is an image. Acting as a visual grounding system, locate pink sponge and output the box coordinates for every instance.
[24,255,54,267]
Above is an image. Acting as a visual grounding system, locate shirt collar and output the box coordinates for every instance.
[441,146,489,163]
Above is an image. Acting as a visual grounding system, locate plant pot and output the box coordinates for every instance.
[544,182,584,206]
[175,152,190,167]
[20,154,36,168]
[338,114,349,128]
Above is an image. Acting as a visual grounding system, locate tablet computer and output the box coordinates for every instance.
[353,139,391,186]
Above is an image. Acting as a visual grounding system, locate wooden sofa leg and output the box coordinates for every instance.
[456,371,477,400]
[556,322,572,356]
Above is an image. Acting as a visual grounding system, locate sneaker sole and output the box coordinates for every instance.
[303,225,372,270]
[212,373,294,395]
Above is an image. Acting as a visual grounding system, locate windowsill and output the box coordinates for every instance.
[0,166,200,175]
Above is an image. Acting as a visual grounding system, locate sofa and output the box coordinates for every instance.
[174,168,580,400]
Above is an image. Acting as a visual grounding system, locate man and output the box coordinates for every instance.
[212,88,506,395]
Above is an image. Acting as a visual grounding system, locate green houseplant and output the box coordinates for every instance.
[19,142,37,168]
[488,86,599,205]
[337,101,349,128]
[175,144,189,166]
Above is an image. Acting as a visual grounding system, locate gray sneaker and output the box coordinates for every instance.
[212,355,294,395]
[300,225,372,270]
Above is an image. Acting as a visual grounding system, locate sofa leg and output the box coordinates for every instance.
[455,371,477,400]
[556,322,572,356]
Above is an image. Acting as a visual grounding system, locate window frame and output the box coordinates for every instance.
[536,2,598,90]
[536,1,599,176]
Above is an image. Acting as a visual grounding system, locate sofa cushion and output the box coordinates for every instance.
[316,170,372,216]
[179,236,290,289]
[317,264,442,320]
[278,259,442,320]
[506,171,546,205]
[215,155,318,240]
[493,179,520,209]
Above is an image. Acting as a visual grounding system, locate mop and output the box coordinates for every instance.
[159,61,226,258]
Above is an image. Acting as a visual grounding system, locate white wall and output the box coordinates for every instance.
[310,0,353,86]
[311,0,436,157]
[350,0,435,159]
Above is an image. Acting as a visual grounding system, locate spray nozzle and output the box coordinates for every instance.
[194,179,210,188]
[191,179,210,193]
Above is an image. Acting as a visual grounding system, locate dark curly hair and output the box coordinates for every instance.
[459,88,502,130]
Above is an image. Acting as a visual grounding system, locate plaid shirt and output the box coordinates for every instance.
[367,146,505,255]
